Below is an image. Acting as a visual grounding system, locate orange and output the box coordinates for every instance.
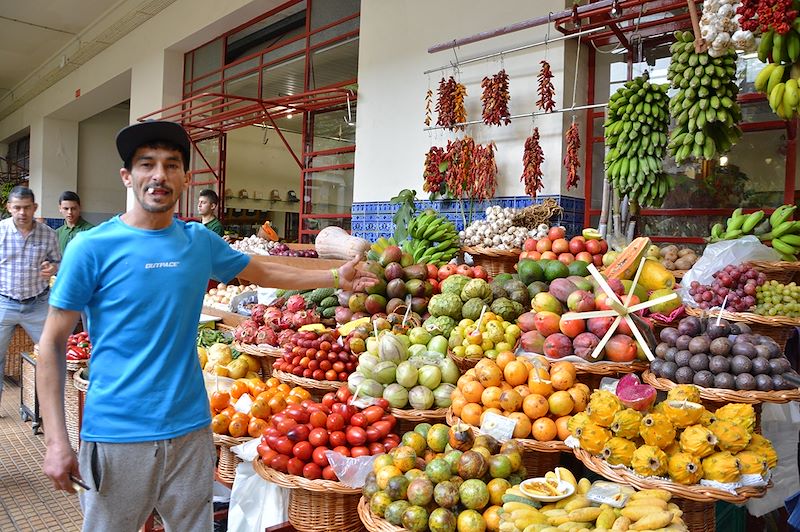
[290,387,311,401]
[550,369,575,391]
[483,505,502,532]
[257,388,277,402]
[276,383,291,395]
[209,391,230,413]
[499,382,513,392]
[228,417,249,438]
[267,395,286,415]
[531,417,558,441]
[503,360,529,386]
[457,373,477,390]
[528,369,553,396]
[462,380,485,403]
[452,395,467,417]
[247,379,266,396]
[522,393,549,420]
[481,386,502,409]
[250,399,272,420]
[547,391,574,416]
[211,413,230,434]
[248,417,269,438]
[555,416,572,440]
[230,380,250,400]
[220,406,236,418]
[285,394,302,405]
[461,403,483,426]
[495,351,516,371]
[508,412,532,439]
[477,363,503,388]
[550,361,576,379]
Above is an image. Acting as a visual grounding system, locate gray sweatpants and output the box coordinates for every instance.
[78,426,215,532]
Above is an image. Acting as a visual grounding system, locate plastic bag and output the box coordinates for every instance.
[679,236,779,305]
[325,450,379,488]
[226,461,289,532]
[203,372,235,397]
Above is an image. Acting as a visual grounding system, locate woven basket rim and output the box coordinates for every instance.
[572,360,650,375]
[390,407,448,421]
[446,408,567,452]
[642,369,800,404]
[684,305,800,327]
[746,260,800,272]
[357,496,403,532]
[572,447,769,503]
[272,368,342,392]
[461,245,521,258]
[72,369,88,392]
[213,433,253,446]
[234,341,282,357]
[252,457,361,493]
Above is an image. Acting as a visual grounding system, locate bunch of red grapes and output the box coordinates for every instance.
[688,264,766,311]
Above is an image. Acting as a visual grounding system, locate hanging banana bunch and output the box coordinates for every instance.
[667,31,742,164]
[604,71,672,207]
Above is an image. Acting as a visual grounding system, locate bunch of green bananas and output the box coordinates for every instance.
[402,210,459,265]
[754,62,800,119]
[604,72,672,207]
[709,204,800,259]
[757,20,800,66]
[667,31,742,164]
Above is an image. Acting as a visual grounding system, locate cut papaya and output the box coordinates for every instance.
[604,237,651,280]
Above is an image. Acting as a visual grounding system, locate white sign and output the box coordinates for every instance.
[479,412,517,442]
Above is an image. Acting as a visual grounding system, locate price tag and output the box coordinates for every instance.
[234,393,254,414]
[479,412,517,442]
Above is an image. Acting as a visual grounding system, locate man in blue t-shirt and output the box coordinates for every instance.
[36,120,375,531]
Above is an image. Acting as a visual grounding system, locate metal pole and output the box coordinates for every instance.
[423,27,606,76]
[423,102,607,132]
[427,0,615,53]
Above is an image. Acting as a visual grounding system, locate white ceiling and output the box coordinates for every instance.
[0,0,122,92]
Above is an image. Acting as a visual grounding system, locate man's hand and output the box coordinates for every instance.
[40,261,57,279]
[43,440,81,493]
[338,254,378,292]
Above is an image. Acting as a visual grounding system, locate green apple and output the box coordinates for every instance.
[427,335,449,355]
[408,326,432,346]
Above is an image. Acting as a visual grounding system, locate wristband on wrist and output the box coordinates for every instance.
[331,268,340,289]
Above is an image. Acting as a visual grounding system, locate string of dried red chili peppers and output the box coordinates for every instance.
[563,121,581,190]
[480,69,511,126]
[424,89,433,126]
[423,146,447,195]
[536,61,556,112]
[521,128,545,198]
[737,0,796,34]
[423,137,497,202]
[435,77,467,130]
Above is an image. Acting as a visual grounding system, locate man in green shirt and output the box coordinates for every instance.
[197,189,224,236]
[56,191,94,253]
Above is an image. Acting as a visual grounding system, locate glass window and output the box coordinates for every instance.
[191,138,221,172]
[310,151,355,167]
[226,1,306,63]
[224,71,260,99]
[262,38,306,65]
[303,216,351,231]
[310,37,359,89]
[261,54,306,99]
[310,16,359,47]
[304,168,353,214]
[192,39,223,80]
[310,0,358,30]
[310,106,356,152]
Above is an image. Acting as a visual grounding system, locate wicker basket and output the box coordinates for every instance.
[446,408,568,453]
[683,306,796,351]
[253,458,363,532]
[4,326,33,381]
[391,407,448,435]
[358,496,403,532]
[213,434,252,484]
[642,369,800,404]
[447,350,480,372]
[21,353,36,416]
[272,368,341,394]
[677,498,715,532]
[461,246,521,277]
[233,342,279,378]
[66,369,88,452]
[746,260,800,284]
[571,447,769,503]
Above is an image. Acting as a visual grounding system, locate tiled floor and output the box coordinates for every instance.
[0,378,83,531]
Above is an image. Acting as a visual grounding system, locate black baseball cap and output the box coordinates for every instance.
[115,120,191,168]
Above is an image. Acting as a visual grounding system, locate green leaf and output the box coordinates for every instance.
[438,161,450,173]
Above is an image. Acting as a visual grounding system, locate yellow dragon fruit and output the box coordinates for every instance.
[575,422,612,455]
[709,420,751,453]
[661,400,705,428]
[702,451,741,483]
[663,440,682,457]
[652,401,667,416]
[567,411,591,435]
[586,390,622,428]
[679,424,718,458]
[601,437,637,467]
[699,409,716,427]
[610,408,643,440]
[715,404,756,434]
[736,451,768,476]
[668,452,704,485]
[745,434,778,469]
[667,384,701,403]
[640,413,676,449]
[631,445,668,477]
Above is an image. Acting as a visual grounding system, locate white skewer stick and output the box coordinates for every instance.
[716,294,729,326]
[402,295,412,327]
[476,305,488,331]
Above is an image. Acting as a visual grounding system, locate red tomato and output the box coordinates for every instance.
[350,413,367,428]
[380,414,397,429]
[332,361,345,373]
[322,466,338,481]
[371,420,392,439]
[276,418,297,436]
[374,398,390,412]
[287,457,305,476]
[329,430,347,448]
[336,386,352,403]
[270,454,289,473]
[350,446,370,458]
[332,445,351,457]
[346,427,367,447]
[326,413,345,432]
[292,441,313,461]
[369,442,385,455]
[309,410,327,428]
[312,446,330,467]
[274,437,294,456]
[322,394,336,409]
[362,406,384,424]
[365,425,382,443]
[286,424,309,443]
[385,433,400,443]
[383,439,399,452]
[308,427,329,447]
[258,446,277,464]
[302,462,322,480]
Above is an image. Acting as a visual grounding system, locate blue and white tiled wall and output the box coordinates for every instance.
[352,195,585,242]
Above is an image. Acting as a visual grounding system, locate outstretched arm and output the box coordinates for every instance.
[236,254,377,291]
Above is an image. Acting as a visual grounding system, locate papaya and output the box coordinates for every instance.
[604,237,651,280]
[639,260,676,291]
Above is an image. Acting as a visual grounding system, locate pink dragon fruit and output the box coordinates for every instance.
[277,329,295,347]
[616,373,657,412]
[279,313,294,330]
[286,295,307,313]
[291,310,319,328]
[234,319,259,344]
[264,307,283,330]
[255,325,278,346]
[250,304,268,325]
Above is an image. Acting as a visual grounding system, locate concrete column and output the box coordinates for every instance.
[29,116,79,218]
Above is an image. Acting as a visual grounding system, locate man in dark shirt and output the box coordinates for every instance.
[55,191,94,253]
[197,189,224,236]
